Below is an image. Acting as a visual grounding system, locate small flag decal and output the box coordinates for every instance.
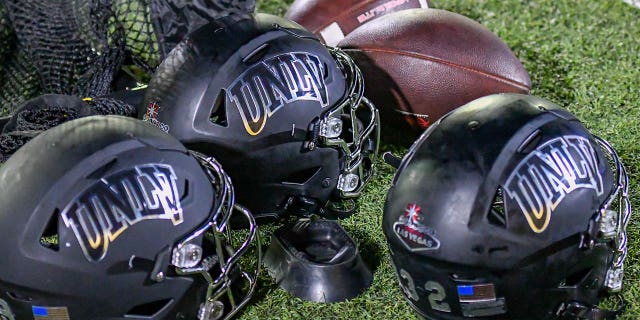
[457,283,497,302]
[32,306,70,320]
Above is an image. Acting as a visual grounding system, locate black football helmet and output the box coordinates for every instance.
[383,94,630,320]
[0,116,260,320]
[139,13,380,221]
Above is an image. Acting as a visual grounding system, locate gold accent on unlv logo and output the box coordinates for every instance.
[62,164,183,262]
[227,52,329,136]
[505,135,603,233]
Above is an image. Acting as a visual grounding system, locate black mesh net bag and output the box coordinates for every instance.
[85,96,137,116]
[0,94,138,163]
[2,0,128,114]
[0,0,256,114]
[0,131,39,163]
[2,94,96,132]
[0,0,255,163]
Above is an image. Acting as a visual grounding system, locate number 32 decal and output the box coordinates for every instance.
[399,268,451,313]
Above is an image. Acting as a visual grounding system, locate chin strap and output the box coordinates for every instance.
[382,151,402,169]
[556,296,626,320]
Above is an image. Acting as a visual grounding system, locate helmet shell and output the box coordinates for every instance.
[141,14,363,220]
[383,94,616,319]
[0,116,214,319]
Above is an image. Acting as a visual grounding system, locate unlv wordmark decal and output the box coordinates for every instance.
[62,164,183,262]
[227,52,329,136]
[505,135,603,233]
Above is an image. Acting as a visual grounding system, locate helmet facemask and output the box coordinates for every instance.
[311,47,380,203]
[172,152,261,320]
[589,136,630,292]
[554,136,630,318]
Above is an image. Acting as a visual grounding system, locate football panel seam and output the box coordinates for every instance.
[342,47,531,92]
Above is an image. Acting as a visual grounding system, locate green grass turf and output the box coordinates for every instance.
[241,0,640,319]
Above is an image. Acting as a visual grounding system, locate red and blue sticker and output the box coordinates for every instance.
[457,283,497,302]
[32,306,70,320]
[456,283,507,317]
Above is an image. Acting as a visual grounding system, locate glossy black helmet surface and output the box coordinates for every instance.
[0,116,260,320]
[140,13,380,221]
[383,94,630,320]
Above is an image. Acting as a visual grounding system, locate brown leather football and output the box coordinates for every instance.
[285,0,430,46]
[338,9,531,131]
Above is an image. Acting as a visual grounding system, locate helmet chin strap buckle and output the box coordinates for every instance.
[150,246,172,282]
[304,118,321,151]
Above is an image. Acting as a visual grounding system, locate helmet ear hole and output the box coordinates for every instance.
[323,63,330,80]
[210,90,229,127]
[487,188,507,228]
[125,299,174,317]
[180,179,190,201]
[40,210,60,251]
